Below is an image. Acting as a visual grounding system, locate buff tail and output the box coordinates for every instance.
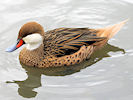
[96,19,128,39]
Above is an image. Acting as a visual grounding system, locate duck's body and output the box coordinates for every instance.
[19,28,101,67]
[6,20,127,68]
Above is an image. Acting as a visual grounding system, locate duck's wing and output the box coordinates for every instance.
[44,28,106,57]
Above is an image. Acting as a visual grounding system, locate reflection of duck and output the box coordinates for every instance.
[6,44,125,98]
[6,20,127,67]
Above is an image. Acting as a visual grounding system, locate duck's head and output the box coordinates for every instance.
[6,22,44,52]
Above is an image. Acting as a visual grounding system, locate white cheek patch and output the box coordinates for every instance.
[26,43,42,50]
[23,33,42,44]
[23,33,43,50]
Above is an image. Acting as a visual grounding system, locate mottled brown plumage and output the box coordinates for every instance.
[15,20,127,68]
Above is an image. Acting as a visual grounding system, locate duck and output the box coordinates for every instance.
[6,20,127,68]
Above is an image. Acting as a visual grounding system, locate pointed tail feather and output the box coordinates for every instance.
[96,19,128,39]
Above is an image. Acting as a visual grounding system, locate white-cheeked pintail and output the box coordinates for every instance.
[6,20,127,68]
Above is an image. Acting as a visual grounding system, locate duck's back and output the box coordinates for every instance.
[43,28,105,57]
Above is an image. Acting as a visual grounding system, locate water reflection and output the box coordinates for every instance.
[6,44,125,98]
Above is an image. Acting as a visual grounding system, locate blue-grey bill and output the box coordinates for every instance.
[6,44,17,52]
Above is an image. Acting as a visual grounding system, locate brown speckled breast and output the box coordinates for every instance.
[19,45,94,68]
[19,44,45,67]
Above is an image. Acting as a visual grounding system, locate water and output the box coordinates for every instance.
[0,0,133,100]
